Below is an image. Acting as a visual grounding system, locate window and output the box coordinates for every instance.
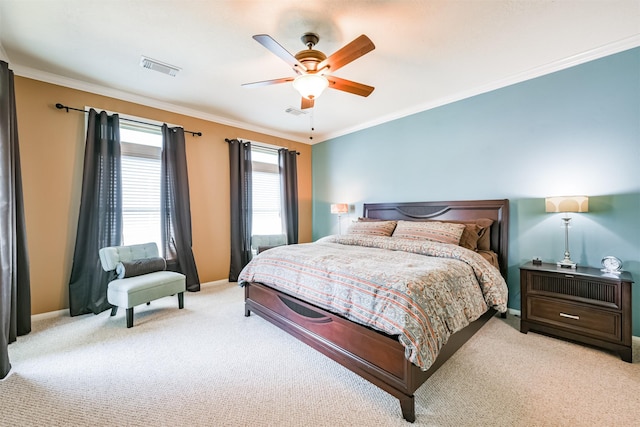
[251,146,283,236]
[120,124,162,251]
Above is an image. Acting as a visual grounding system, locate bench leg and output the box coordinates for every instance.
[126,308,134,328]
[110,306,118,316]
[178,292,184,309]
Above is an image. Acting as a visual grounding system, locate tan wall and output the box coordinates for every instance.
[14,76,312,315]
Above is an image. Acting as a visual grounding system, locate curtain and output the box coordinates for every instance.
[278,149,299,244]
[0,61,31,379]
[228,139,252,282]
[161,125,200,292]
[68,109,122,316]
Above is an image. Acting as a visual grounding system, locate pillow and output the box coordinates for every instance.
[392,220,466,245]
[470,218,494,251]
[356,217,494,250]
[437,218,494,251]
[116,257,167,279]
[360,217,481,250]
[457,223,483,251]
[346,220,397,237]
[356,217,383,222]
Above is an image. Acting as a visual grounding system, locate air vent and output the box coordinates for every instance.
[285,107,308,116]
[139,56,181,77]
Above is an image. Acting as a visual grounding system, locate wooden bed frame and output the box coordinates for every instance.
[244,199,509,422]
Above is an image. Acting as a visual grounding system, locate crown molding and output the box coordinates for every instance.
[320,35,640,143]
[10,34,639,146]
[11,65,310,144]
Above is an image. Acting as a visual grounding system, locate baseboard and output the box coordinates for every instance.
[507,308,521,317]
[201,279,232,288]
[32,309,69,321]
[29,297,639,342]
[30,279,233,321]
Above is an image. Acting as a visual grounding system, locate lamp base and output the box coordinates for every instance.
[557,216,577,269]
[557,258,577,269]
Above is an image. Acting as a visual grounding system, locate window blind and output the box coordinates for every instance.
[251,146,282,236]
[120,135,162,249]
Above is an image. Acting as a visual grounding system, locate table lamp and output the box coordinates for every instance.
[330,203,349,235]
[545,196,589,268]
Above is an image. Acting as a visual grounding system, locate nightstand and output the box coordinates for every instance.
[520,261,634,362]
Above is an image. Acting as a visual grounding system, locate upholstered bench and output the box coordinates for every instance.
[251,234,286,254]
[98,242,185,328]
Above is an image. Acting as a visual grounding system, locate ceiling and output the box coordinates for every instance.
[1,1,638,144]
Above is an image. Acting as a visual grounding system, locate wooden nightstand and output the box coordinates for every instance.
[520,261,634,362]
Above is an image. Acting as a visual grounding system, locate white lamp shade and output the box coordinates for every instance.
[293,74,329,100]
[545,196,589,213]
[330,203,348,214]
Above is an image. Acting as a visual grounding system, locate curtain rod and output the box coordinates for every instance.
[225,138,299,155]
[55,103,202,137]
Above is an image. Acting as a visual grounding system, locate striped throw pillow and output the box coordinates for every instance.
[392,220,466,245]
[346,220,397,237]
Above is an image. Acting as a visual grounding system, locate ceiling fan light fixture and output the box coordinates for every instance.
[292,74,329,100]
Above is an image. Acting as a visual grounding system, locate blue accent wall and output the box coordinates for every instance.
[312,47,640,334]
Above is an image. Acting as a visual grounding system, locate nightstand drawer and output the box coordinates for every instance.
[527,296,621,342]
[528,272,620,309]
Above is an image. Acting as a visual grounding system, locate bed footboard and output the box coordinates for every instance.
[244,281,497,422]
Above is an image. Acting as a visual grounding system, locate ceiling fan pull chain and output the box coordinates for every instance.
[309,109,315,141]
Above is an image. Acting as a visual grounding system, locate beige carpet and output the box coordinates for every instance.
[2,281,638,426]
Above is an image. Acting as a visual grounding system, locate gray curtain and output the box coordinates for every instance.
[278,149,299,244]
[228,139,252,282]
[68,109,122,316]
[0,61,31,379]
[161,125,200,292]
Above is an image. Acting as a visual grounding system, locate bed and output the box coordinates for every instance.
[239,199,509,422]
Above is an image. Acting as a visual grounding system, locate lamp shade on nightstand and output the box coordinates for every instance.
[330,203,348,214]
[545,196,589,213]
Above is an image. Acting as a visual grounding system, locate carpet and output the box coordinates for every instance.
[2,281,638,426]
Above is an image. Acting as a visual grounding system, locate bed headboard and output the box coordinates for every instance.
[363,199,509,280]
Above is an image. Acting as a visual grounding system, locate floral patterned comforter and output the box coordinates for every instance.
[238,235,508,371]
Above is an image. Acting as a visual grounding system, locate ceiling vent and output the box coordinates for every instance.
[140,56,181,77]
[285,106,308,116]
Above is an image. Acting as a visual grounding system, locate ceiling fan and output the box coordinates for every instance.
[242,32,375,110]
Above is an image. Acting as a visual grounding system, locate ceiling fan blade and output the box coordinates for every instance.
[326,76,374,97]
[301,97,314,110]
[253,34,307,73]
[241,77,294,88]
[317,35,375,73]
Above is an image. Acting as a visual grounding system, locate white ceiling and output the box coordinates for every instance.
[1,0,639,144]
